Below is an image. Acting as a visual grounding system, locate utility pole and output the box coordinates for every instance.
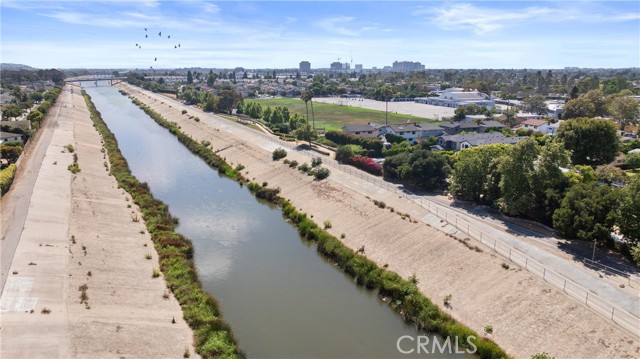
[592,238,597,262]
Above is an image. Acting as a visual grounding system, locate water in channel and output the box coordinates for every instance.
[84,85,472,358]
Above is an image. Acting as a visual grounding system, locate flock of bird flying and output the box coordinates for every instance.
[135,27,181,72]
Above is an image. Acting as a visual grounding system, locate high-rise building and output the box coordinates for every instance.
[330,61,343,71]
[355,64,363,72]
[299,61,311,73]
[392,61,425,73]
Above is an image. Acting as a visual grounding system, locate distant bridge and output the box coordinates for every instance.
[64,76,127,87]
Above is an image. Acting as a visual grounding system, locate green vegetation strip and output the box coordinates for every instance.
[82,91,242,359]
[0,164,17,195]
[125,90,509,359]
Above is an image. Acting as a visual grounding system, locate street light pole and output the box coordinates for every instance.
[592,238,597,262]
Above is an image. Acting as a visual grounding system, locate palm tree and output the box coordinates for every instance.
[309,92,315,129]
[300,90,311,125]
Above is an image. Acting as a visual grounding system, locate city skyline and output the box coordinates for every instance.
[1,0,639,69]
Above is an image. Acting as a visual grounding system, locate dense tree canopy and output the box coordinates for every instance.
[383,149,450,190]
[552,183,620,243]
[450,144,510,203]
[556,117,618,166]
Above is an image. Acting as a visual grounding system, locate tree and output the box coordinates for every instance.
[383,150,450,190]
[562,90,607,119]
[552,183,620,243]
[450,144,510,203]
[187,70,193,84]
[595,165,626,184]
[207,74,215,87]
[294,124,317,145]
[625,152,640,170]
[27,110,43,124]
[582,89,608,117]
[523,95,548,115]
[602,77,630,95]
[608,96,640,126]
[502,107,519,128]
[335,145,355,163]
[618,176,640,247]
[562,97,596,119]
[531,140,571,223]
[498,138,539,217]
[217,89,243,114]
[556,117,618,166]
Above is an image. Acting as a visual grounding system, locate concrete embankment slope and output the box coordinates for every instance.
[121,83,640,359]
[0,86,197,358]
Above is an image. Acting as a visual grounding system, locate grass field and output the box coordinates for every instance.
[247,98,437,132]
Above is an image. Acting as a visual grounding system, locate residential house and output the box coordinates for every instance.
[439,120,504,135]
[342,123,384,139]
[384,123,423,144]
[0,131,24,144]
[519,119,549,134]
[519,119,562,135]
[436,132,523,151]
[415,88,495,108]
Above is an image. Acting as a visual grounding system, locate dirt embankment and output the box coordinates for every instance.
[0,86,198,358]
[122,83,640,359]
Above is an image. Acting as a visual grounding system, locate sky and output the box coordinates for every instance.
[1,0,639,69]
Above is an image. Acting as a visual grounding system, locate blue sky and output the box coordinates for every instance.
[1,1,638,69]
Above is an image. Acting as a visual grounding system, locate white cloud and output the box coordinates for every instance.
[416,3,551,34]
[285,16,298,24]
[316,16,357,36]
[417,2,640,35]
[315,16,380,36]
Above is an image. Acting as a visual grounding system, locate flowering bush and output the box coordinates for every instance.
[349,156,383,176]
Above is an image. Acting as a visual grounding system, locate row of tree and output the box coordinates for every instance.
[446,131,639,264]
[178,86,243,114]
[562,89,640,125]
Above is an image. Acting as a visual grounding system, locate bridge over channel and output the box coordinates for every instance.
[64,77,126,87]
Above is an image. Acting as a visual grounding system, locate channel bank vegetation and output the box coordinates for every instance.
[82,90,242,358]
[122,89,509,358]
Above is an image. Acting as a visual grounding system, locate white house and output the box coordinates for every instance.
[519,119,562,135]
[415,88,494,108]
[0,131,24,144]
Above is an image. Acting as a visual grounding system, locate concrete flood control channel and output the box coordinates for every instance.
[83,85,471,358]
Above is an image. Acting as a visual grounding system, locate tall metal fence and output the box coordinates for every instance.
[146,89,640,338]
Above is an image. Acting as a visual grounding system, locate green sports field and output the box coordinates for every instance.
[247,98,436,132]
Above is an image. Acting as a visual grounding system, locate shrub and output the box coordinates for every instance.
[311,157,323,167]
[484,325,493,335]
[0,164,17,195]
[272,148,287,161]
[323,220,332,229]
[298,162,310,173]
[68,162,81,174]
[314,167,330,180]
[181,109,188,114]
[288,160,299,168]
[501,263,510,270]
[65,144,75,153]
[349,156,383,176]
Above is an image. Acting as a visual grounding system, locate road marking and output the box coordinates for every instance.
[0,277,38,312]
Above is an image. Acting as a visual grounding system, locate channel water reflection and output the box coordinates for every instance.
[84,85,471,358]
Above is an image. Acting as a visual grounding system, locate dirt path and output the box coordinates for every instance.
[121,83,640,359]
[0,86,198,358]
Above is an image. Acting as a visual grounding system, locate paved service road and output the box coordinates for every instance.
[0,86,70,293]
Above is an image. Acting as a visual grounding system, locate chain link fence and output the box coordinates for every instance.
[151,91,640,338]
